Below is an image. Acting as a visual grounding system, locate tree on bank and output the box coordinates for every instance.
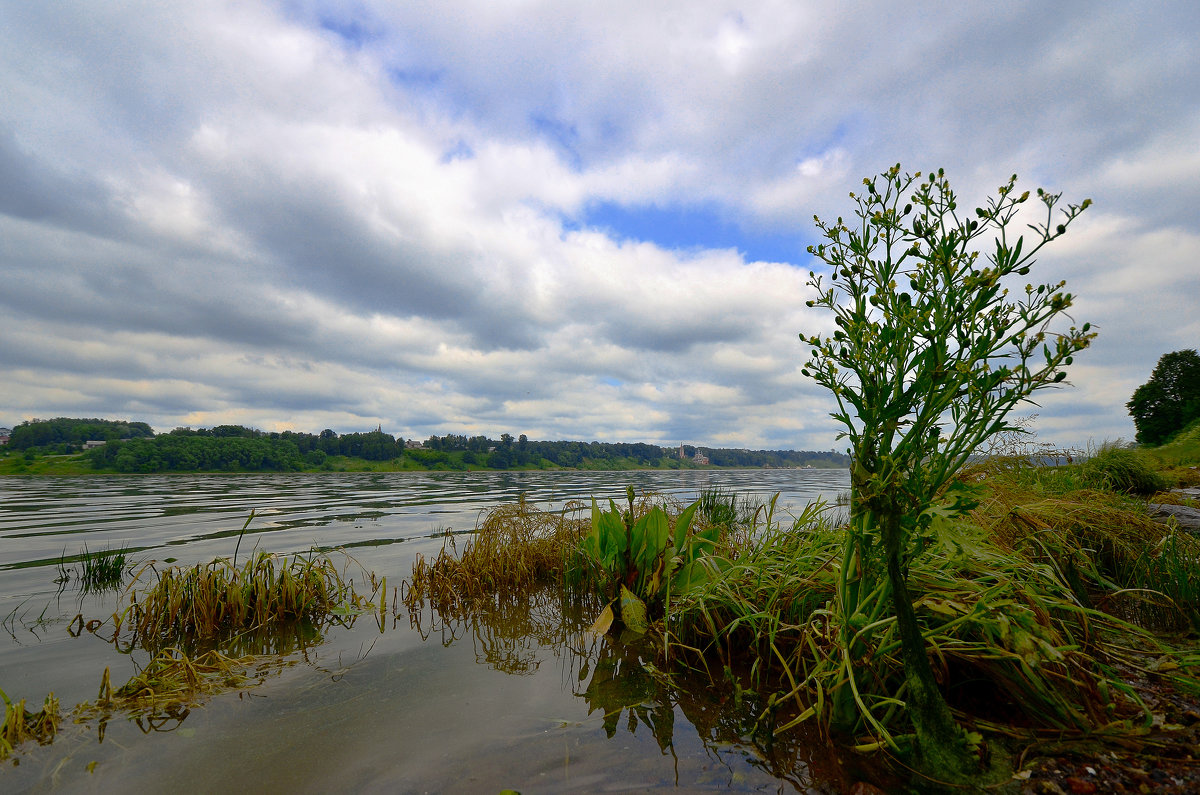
[801,165,1093,780]
[7,418,154,450]
[1127,349,1200,445]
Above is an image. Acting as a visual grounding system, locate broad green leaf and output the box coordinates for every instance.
[671,556,729,594]
[637,507,670,573]
[619,585,648,634]
[604,510,627,553]
[673,500,699,549]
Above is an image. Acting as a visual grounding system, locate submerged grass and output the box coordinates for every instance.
[81,647,281,722]
[1,687,60,762]
[118,549,376,651]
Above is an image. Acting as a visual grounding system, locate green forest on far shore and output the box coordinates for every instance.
[0,417,849,475]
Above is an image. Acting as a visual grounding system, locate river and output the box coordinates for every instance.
[1,469,848,792]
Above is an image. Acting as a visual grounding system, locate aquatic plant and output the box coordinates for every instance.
[56,544,130,593]
[87,648,264,717]
[117,549,375,651]
[573,487,735,635]
[1,686,60,761]
[404,496,591,614]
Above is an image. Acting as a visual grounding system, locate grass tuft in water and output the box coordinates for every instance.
[404,496,592,614]
[56,544,131,593]
[118,549,374,651]
[1,686,60,761]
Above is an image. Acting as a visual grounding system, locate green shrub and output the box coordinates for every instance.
[1080,446,1167,495]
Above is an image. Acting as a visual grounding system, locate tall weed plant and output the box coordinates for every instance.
[799,164,1093,781]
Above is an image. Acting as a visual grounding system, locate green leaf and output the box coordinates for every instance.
[637,507,670,573]
[673,500,699,550]
[619,585,648,634]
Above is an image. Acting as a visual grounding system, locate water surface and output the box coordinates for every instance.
[1,470,849,792]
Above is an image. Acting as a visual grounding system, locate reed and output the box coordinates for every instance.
[56,544,130,593]
[404,496,591,614]
[118,549,373,650]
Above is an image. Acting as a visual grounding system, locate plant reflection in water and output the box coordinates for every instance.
[405,584,854,792]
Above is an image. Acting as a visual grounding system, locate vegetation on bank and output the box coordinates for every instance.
[1127,349,1200,446]
[402,166,1200,790]
[0,418,848,475]
[403,439,1200,791]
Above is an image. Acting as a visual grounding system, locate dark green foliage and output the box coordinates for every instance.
[1080,446,1168,495]
[8,417,153,451]
[57,545,129,593]
[12,415,851,472]
[87,435,305,473]
[1128,349,1200,445]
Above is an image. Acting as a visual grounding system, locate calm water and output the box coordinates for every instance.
[0,470,849,792]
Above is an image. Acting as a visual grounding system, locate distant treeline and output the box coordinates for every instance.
[4,418,849,473]
[6,418,154,451]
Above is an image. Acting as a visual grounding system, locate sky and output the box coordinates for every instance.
[1,1,1197,453]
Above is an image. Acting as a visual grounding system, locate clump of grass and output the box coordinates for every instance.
[1119,530,1200,630]
[86,648,261,717]
[118,550,373,650]
[404,497,590,614]
[55,544,131,593]
[661,503,840,685]
[1079,445,1168,495]
[1,687,60,761]
[698,487,741,529]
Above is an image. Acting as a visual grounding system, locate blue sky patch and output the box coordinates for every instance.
[574,201,809,264]
[316,13,379,48]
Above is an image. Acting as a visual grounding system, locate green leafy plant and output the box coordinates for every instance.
[800,165,1094,780]
[578,487,727,634]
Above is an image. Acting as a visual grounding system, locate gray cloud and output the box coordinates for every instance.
[0,1,1196,450]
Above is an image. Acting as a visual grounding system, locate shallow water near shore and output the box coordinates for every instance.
[1,469,849,792]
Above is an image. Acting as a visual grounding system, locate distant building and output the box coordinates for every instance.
[405,439,424,449]
[678,443,709,465]
[83,440,107,449]
[0,427,10,445]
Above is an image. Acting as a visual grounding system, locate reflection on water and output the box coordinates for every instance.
[0,470,849,792]
[406,584,858,793]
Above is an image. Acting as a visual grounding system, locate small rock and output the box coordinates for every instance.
[1148,502,1200,530]
[847,782,889,795]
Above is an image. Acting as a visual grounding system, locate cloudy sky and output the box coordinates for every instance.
[1,1,1197,452]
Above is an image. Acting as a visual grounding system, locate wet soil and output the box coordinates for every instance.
[1015,660,1200,794]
